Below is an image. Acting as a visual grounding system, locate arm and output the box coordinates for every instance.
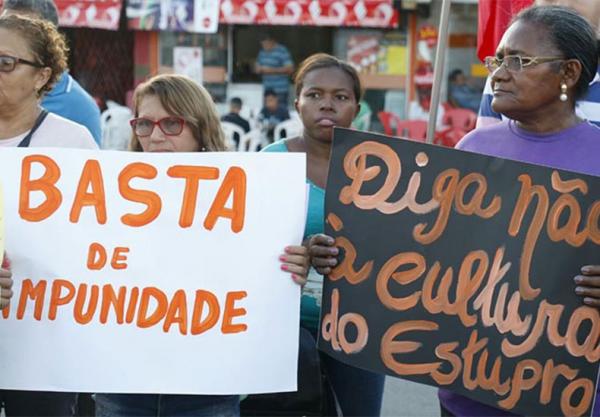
[306,234,339,276]
[279,245,309,286]
[0,255,13,309]
[259,64,294,75]
[574,265,600,309]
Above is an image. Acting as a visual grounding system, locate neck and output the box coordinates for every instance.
[302,132,331,160]
[0,98,40,140]
[514,102,580,134]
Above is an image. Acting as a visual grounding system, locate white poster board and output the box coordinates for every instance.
[174,46,203,86]
[0,148,306,395]
[0,182,3,266]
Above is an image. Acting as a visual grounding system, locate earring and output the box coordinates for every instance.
[560,83,568,102]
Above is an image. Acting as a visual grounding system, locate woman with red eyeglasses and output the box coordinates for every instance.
[94,73,309,417]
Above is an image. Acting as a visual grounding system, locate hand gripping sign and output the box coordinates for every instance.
[319,128,600,417]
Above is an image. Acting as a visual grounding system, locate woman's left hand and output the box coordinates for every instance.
[574,265,600,308]
[280,245,309,287]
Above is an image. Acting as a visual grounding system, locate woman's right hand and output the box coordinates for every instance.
[0,254,13,309]
[306,234,339,275]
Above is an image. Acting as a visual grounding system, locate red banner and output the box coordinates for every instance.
[219,0,398,28]
[477,0,533,62]
[55,0,123,30]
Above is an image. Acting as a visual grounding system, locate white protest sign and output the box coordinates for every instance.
[0,148,306,395]
[174,47,203,86]
[0,182,3,266]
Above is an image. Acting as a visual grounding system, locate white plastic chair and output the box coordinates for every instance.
[238,129,262,152]
[273,119,302,142]
[220,121,246,151]
[100,100,133,150]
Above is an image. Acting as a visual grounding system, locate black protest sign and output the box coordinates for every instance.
[318,128,600,417]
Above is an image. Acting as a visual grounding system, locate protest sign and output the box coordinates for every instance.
[0,148,306,395]
[0,182,3,265]
[319,128,600,416]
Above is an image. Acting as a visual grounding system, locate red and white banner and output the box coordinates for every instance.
[56,0,123,30]
[219,0,398,28]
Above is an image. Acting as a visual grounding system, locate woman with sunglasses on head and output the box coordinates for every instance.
[439,6,600,417]
[94,73,309,417]
[0,13,97,417]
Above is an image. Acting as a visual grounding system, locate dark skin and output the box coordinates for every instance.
[288,66,359,267]
[311,23,600,309]
[490,21,583,133]
[492,21,600,309]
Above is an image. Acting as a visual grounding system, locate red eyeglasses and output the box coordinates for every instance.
[129,117,186,137]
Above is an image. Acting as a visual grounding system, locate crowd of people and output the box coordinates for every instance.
[1,0,600,417]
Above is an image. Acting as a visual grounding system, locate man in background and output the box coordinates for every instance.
[1,0,102,144]
[259,89,290,143]
[255,33,294,109]
[221,97,251,133]
[448,69,481,113]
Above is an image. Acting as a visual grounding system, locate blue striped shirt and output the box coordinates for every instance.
[257,44,293,95]
[477,66,600,128]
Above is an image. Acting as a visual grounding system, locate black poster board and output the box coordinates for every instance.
[318,128,600,417]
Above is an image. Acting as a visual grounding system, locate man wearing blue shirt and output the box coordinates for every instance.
[255,33,294,109]
[1,0,102,145]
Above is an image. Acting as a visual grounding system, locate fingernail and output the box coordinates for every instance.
[581,266,592,273]
[584,297,595,305]
[279,255,286,262]
[575,286,584,294]
[281,264,289,271]
[285,246,292,253]
[327,237,335,245]
[574,275,583,284]
[330,248,339,255]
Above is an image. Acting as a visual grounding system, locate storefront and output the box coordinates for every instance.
[125,0,409,119]
[14,0,482,124]
[54,0,134,109]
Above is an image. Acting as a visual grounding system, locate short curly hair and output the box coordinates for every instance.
[0,14,68,96]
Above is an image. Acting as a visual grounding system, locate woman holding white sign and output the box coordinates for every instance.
[0,13,97,417]
[94,74,309,417]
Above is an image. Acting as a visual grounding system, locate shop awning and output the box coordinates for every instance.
[219,0,399,28]
[56,0,123,30]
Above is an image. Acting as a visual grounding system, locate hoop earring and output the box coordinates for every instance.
[560,83,568,102]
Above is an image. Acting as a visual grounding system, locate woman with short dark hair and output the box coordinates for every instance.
[441,5,600,417]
